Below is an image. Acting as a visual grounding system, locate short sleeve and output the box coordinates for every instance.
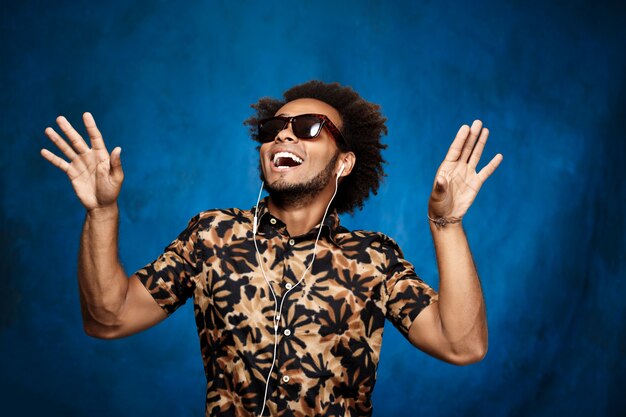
[381,235,439,338]
[134,214,205,315]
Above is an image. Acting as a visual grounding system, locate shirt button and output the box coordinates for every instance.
[288,239,295,245]
[282,375,290,383]
[285,283,293,290]
[283,329,291,336]
[270,218,277,225]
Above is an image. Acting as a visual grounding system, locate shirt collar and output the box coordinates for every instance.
[252,197,342,246]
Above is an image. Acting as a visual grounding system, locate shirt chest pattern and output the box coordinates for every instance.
[192,216,388,416]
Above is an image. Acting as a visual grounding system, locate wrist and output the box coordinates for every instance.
[87,203,119,221]
[427,213,462,229]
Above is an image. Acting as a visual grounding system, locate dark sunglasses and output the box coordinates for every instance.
[257,113,346,147]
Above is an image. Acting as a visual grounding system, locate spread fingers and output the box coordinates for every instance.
[477,153,504,183]
[459,120,483,162]
[468,127,490,170]
[56,116,90,154]
[83,112,107,151]
[40,148,70,173]
[44,126,78,160]
[444,124,471,162]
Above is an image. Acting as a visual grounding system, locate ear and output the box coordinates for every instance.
[337,151,356,178]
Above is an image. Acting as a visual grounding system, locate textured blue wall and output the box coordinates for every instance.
[2,0,625,416]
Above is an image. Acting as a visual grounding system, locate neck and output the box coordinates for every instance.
[267,186,336,236]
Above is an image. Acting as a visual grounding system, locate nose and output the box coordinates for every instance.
[274,120,298,143]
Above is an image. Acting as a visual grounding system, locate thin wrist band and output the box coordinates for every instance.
[428,215,462,229]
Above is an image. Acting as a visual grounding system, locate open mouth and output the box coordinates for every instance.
[272,151,304,169]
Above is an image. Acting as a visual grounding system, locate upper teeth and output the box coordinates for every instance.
[273,152,303,165]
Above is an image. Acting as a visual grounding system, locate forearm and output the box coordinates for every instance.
[78,203,129,329]
[431,222,487,358]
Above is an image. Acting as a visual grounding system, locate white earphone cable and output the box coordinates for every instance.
[254,168,342,416]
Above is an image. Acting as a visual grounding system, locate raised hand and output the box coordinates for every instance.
[41,113,124,211]
[428,120,502,224]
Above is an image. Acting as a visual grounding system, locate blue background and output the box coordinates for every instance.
[2,0,625,416]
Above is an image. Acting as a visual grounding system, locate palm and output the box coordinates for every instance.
[428,120,503,220]
[67,147,120,208]
[41,113,124,211]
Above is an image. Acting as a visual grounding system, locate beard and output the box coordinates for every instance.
[262,152,340,209]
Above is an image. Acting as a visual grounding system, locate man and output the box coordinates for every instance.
[41,81,503,416]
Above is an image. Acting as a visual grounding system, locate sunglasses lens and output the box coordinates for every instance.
[293,116,323,139]
[258,115,325,142]
[258,118,286,142]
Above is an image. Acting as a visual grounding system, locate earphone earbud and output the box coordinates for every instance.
[337,162,346,177]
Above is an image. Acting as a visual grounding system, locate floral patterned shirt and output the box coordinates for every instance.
[135,198,438,416]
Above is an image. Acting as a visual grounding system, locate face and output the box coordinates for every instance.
[259,98,344,203]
